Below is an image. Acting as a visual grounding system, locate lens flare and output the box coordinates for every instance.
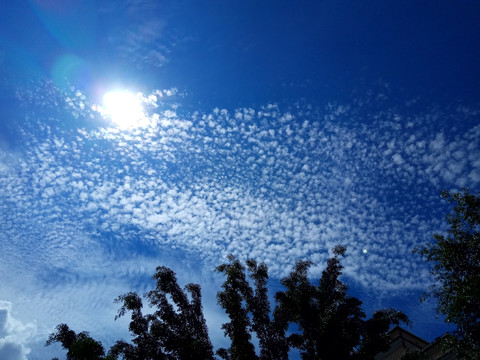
[103,91,144,129]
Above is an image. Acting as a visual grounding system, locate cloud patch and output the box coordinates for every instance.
[3,84,480,295]
[1,81,479,358]
[0,301,36,360]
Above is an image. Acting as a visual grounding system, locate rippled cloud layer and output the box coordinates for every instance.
[1,82,479,357]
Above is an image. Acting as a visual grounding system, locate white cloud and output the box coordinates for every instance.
[2,82,480,356]
[0,301,36,360]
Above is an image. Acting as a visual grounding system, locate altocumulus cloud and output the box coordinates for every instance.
[4,81,480,293]
[0,301,36,360]
[1,79,480,358]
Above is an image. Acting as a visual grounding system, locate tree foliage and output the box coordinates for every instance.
[46,323,112,360]
[215,246,408,360]
[110,266,215,360]
[276,245,408,360]
[48,247,409,360]
[215,256,289,360]
[415,189,480,359]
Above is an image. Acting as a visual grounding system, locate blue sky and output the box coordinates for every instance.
[1,1,480,359]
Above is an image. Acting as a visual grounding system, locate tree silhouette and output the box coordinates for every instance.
[110,266,214,360]
[46,323,111,360]
[246,259,289,360]
[416,189,480,359]
[215,256,289,360]
[48,247,409,360]
[217,246,408,360]
[215,255,258,360]
[276,245,409,360]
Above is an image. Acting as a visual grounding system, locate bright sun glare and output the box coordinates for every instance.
[103,90,144,129]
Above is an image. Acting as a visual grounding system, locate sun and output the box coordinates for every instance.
[102,90,144,129]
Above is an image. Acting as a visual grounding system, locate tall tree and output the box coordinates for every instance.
[276,245,409,360]
[215,255,258,360]
[246,259,289,360]
[415,189,480,359]
[49,247,409,360]
[46,323,111,360]
[110,266,214,360]
[215,256,289,360]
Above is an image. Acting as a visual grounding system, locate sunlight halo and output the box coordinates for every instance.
[103,90,145,129]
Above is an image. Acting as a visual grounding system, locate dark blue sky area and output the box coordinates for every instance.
[2,1,480,107]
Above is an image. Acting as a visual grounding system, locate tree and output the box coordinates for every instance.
[110,266,214,360]
[245,259,289,360]
[276,245,409,360]
[215,256,257,360]
[215,256,289,360]
[415,189,480,359]
[217,247,408,360]
[46,323,112,360]
[49,247,408,360]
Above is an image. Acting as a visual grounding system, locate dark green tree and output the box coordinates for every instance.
[216,247,407,360]
[215,256,289,360]
[46,323,112,360]
[246,259,289,360]
[49,247,409,360]
[110,266,214,360]
[415,189,480,359]
[215,255,258,360]
[276,245,409,360]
